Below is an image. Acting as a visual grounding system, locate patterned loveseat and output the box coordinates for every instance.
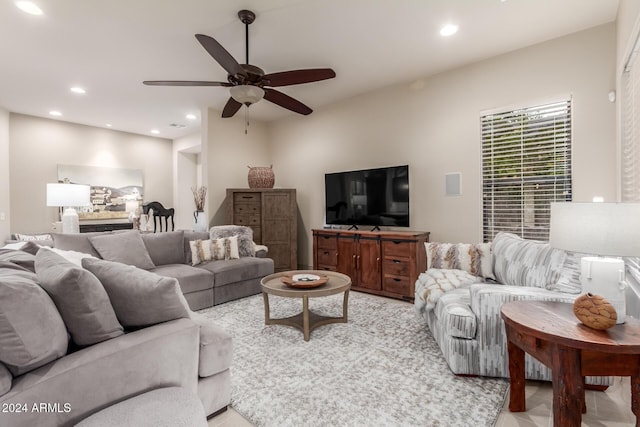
[414,232,611,386]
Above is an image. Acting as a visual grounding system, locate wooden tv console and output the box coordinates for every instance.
[312,229,429,301]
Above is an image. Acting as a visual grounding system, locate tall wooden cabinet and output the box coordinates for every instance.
[313,229,429,301]
[226,189,297,272]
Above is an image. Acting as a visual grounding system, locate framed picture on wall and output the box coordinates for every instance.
[57,164,144,220]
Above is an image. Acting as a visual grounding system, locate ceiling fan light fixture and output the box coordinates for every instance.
[230,85,265,105]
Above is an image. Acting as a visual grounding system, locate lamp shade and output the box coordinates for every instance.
[550,202,640,256]
[229,85,265,105]
[46,183,91,207]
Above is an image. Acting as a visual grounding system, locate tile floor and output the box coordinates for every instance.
[208,377,636,426]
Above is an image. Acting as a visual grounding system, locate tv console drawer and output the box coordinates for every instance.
[316,234,337,250]
[317,248,337,266]
[382,275,410,295]
[382,239,412,257]
[383,258,410,276]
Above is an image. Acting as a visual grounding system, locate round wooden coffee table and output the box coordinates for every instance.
[260,270,351,341]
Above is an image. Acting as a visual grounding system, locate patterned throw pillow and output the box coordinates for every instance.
[491,232,566,289]
[425,242,494,280]
[189,239,213,266]
[190,237,240,265]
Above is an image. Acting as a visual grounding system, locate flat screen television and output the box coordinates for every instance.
[325,165,409,228]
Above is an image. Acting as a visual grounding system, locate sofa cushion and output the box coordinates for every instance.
[434,288,477,339]
[0,267,68,376]
[90,230,155,270]
[426,242,494,280]
[197,257,274,287]
[209,225,255,257]
[189,239,214,265]
[0,248,36,272]
[44,246,97,266]
[492,232,567,289]
[0,363,11,396]
[142,230,185,265]
[52,232,105,257]
[151,263,214,294]
[82,258,189,328]
[189,312,233,377]
[35,248,124,346]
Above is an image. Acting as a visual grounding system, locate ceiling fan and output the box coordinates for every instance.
[143,9,336,118]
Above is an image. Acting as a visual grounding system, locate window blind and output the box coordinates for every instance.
[622,34,640,202]
[481,100,572,242]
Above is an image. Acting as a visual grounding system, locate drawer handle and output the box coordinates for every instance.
[393,278,401,282]
[393,259,401,264]
[323,251,329,255]
[242,196,252,199]
[393,240,402,244]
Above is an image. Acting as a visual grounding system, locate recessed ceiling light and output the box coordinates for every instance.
[185,114,197,120]
[150,129,160,135]
[105,123,112,127]
[70,87,86,94]
[440,24,458,37]
[49,110,62,116]
[15,1,43,15]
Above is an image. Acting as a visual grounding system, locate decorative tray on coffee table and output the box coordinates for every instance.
[281,273,329,289]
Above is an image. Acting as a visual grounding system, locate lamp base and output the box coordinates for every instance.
[61,208,80,234]
[581,257,627,324]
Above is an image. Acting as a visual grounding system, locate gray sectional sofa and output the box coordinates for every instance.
[0,226,276,425]
[50,227,274,310]
[0,246,233,426]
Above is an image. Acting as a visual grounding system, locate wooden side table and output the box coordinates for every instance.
[501,300,640,426]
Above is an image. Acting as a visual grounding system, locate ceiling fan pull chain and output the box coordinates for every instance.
[245,107,249,135]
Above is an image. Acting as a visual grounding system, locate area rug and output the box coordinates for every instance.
[199,291,508,427]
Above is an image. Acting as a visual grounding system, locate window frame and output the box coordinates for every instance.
[480,98,573,242]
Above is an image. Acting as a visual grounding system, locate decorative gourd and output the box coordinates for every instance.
[573,293,617,330]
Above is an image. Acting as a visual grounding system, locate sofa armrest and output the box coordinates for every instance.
[469,283,578,317]
[1,318,200,427]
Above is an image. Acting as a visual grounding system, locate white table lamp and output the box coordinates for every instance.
[46,183,91,234]
[550,202,640,324]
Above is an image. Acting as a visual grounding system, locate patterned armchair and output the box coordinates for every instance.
[415,232,612,386]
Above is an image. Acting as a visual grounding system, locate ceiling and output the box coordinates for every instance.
[0,0,619,140]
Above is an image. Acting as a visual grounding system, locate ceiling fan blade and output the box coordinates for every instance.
[143,80,231,87]
[195,34,247,77]
[263,68,336,87]
[222,97,243,118]
[264,88,312,115]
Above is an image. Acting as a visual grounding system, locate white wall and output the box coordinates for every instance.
[269,24,617,267]
[173,131,201,230]
[0,108,9,242]
[204,108,271,226]
[9,114,173,233]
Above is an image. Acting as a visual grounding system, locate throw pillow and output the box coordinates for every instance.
[425,242,494,280]
[189,239,214,266]
[89,230,155,270]
[14,233,52,241]
[0,249,36,272]
[0,267,68,376]
[52,232,105,257]
[82,258,190,328]
[141,230,185,265]
[414,268,481,314]
[212,236,240,260]
[35,248,124,346]
[549,251,588,294]
[491,232,567,289]
[210,225,255,257]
